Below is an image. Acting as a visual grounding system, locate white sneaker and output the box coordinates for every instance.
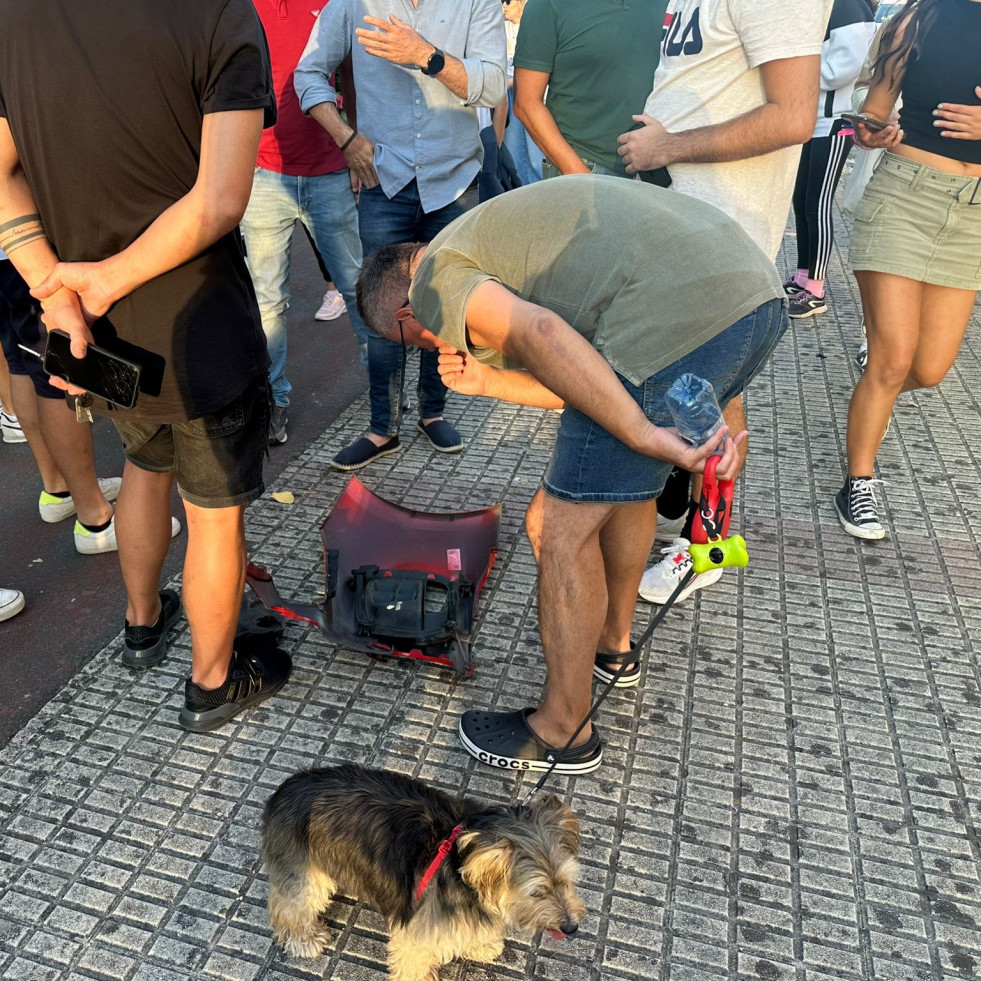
[74,514,182,555]
[656,509,688,542]
[0,588,26,622]
[39,476,123,523]
[638,537,724,605]
[1,408,26,443]
[314,290,347,321]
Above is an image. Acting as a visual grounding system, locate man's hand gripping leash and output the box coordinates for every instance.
[688,454,749,572]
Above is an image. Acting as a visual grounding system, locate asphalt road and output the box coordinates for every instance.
[0,233,367,746]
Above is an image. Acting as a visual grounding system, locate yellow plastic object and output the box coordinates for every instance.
[689,535,749,573]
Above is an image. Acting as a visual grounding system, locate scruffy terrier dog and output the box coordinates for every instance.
[261,763,586,981]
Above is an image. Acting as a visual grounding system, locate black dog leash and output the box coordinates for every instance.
[518,565,695,808]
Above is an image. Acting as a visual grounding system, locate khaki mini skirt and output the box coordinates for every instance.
[850,151,981,291]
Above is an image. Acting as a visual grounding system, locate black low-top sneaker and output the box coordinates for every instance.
[782,277,805,296]
[834,476,885,540]
[123,589,182,668]
[179,646,292,732]
[788,289,828,319]
[459,708,603,774]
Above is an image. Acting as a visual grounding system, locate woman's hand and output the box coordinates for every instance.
[934,88,981,141]
[437,345,491,397]
[853,118,904,151]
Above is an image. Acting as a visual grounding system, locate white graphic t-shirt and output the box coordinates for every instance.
[645,0,833,259]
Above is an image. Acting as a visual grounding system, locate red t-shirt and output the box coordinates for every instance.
[254,0,346,176]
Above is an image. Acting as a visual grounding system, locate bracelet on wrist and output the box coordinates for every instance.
[340,129,358,152]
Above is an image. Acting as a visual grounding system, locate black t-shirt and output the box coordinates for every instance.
[0,0,277,421]
[900,0,981,166]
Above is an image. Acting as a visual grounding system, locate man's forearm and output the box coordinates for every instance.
[502,312,656,453]
[663,101,814,166]
[96,189,245,305]
[514,99,587,174]
[433,54,469,101]
[483,366,564,410]
[308,100,356,147]
[0,170,60,287]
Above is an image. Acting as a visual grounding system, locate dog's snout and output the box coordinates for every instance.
[560,920,578,936]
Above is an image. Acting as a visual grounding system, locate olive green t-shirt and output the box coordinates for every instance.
[409,176,784,387]
[514,0,667,174]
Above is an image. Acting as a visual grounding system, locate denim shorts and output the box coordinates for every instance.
[0,260,62,399]
[112,377,270,508]
[850,153,981,290]
[543,298,788,504]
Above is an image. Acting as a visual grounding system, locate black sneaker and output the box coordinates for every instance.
[788,289,828,319]
[268,404,288,445]
[834,476,885,540]
[179,646,292,732]
[782,277,805,296]
[123,590,182,668]
[458,708,603,774]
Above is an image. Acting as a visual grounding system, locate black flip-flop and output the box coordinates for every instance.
[458,708,602,774]
[593,645,640,688]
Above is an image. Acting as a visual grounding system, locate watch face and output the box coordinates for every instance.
[426,50,445,75]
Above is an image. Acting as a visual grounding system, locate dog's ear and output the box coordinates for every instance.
[531,794,581,853]
[458,831,515,910]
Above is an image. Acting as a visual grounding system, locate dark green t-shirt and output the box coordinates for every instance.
[514,0,667,174]
[409,176,784,386]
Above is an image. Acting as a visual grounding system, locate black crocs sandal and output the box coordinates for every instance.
[593,645,640,689]
[458,708,603,774]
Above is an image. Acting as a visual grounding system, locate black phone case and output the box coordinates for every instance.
[43,329,142,408]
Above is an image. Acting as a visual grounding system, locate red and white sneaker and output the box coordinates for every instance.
[638,537,723,605]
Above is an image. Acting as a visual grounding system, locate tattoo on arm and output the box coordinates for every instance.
[0,213,45,254]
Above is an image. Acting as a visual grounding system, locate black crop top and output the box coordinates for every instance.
[899,0,981,165]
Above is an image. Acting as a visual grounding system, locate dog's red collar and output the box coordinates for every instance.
[414,823,464,902]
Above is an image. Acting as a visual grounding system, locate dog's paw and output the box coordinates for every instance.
[280,932,329,959]
[464,939,505,964]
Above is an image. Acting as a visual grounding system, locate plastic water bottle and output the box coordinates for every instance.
[665,373,725,449]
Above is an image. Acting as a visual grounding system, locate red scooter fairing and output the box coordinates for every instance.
[246,477,500,677]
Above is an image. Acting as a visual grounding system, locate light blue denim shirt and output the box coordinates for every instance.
[295,0,506,213]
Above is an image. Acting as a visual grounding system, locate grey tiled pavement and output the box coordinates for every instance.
[2,202,981,981]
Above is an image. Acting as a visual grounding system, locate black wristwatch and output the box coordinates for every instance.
[421,47,445,77]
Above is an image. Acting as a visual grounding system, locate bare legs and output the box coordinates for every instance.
[115,460,243,689]
[116,463,174,626]
[524,488,657,748]
[183,500,246,689]
[848,272,977,476]
[9,377,114,525]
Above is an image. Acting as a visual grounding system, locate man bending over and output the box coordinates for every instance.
[356,175,787,773]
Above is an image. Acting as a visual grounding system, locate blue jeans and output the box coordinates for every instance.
[358,181,466,437]
[241,168,370,407]
[544,299,788,504]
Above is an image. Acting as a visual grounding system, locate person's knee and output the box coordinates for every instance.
[866,353,915,390]
[183,500,246,534]
[906,362,950,390]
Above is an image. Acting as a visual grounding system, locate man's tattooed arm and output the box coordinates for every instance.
[0,213,45,255]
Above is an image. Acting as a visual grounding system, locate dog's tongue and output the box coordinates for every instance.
[548,929,566,941]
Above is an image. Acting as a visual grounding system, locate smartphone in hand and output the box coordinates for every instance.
[840,112,889,132]
[42,328,142,408]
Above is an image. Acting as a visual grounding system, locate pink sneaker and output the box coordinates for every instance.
[314,290,347,321]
